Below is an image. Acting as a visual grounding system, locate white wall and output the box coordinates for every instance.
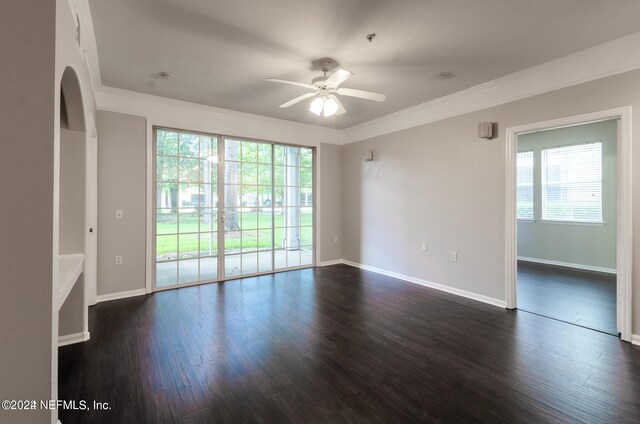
[342,69,640,333]
[517,120,617,271]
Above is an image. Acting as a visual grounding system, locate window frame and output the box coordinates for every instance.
[516,150,535,222]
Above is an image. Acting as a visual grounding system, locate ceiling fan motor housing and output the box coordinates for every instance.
[312,76,330,89]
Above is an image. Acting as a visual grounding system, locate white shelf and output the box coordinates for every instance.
[58,253,84,310]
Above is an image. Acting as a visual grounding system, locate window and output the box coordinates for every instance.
[516,151,534,220]
[541,142,602,223]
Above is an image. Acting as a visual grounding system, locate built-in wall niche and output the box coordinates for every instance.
[58,67,87,340]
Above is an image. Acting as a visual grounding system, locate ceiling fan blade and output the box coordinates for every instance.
[328,94,346,115]
[325,68,354,87]
[279,92,317,108]
[266,78,316,90]
[336,87,386,102]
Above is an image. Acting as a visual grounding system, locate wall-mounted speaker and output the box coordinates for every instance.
[478,122,493,139]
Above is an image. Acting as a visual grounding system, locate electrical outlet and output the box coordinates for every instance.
[422,242,428,251]
[115,256,123,265]
[450,252,457,262]
[115,209,124,219]
[334,236,339,243]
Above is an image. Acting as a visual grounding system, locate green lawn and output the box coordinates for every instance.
[156,211,313,259]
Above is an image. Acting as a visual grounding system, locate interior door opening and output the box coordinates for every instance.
[514,119,618,335]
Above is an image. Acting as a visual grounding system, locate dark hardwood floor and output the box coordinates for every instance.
[517,261,617,335]
[59,264,640,424]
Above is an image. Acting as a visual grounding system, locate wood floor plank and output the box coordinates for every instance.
[59,265,640,423]
[518,261,617,334]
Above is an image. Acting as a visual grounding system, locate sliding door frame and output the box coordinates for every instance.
[150,125,317,292]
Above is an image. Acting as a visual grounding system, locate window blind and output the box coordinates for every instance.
[516,151,534,220]
[541,142,602,223]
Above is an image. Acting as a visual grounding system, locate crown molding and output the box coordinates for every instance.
[76,0,102,92]
[342,31,640,144]
[96,85,343,146]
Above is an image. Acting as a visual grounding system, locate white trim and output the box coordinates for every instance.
[96,86,342,147]
[505,107,633,342]
[342,32,640,143]
[76,0,101,92]
[537,220,605,227]
[631,334,640,347]
[319,259,344,267]
[85,112,98,306]
[96,288,147,303]
[341,260,506,309]
[315,145,323,268]
[57,254,85,310]
[145,121,153,294]
[58,331,90,347]
[517,256,616,275]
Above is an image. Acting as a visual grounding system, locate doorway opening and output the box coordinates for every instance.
[505,108,633,342]
[153,127,315,290]
[515,120,617,334]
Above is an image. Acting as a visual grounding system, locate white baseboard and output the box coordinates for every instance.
[319,259,345,267]
[631,334,640,347]
[340,260,506,309]
[96,288,147,303]
[58,331,90,347]
[517,256,616,275]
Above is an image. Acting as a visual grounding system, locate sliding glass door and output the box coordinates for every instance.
[222,139,274,278]
[155,129,219,288]
[154,128,314,290]
[273,144,314,270]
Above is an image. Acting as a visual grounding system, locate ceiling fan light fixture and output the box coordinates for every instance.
[309,97,324,116]
[270,62,384,117]
[323,97,339,117]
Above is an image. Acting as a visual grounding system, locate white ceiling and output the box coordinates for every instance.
[89,0,640,129]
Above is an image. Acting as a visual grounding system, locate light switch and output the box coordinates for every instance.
[115,209,123,219]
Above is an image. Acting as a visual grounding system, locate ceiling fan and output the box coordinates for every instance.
[267,58,386,117]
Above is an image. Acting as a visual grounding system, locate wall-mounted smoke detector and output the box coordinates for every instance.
[434,72,455,81]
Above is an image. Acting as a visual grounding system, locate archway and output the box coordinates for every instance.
[57,66,89,343]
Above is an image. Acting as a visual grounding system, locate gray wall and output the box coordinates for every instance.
[517,120,617,270]
[97,111,147,296]
[96,113,343,296]
[319,144,343,263]
[342,69,640,332]
[58,127,87,337]
[0,1,56,423]
[59,128,86,255]
[59,275,85,336]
